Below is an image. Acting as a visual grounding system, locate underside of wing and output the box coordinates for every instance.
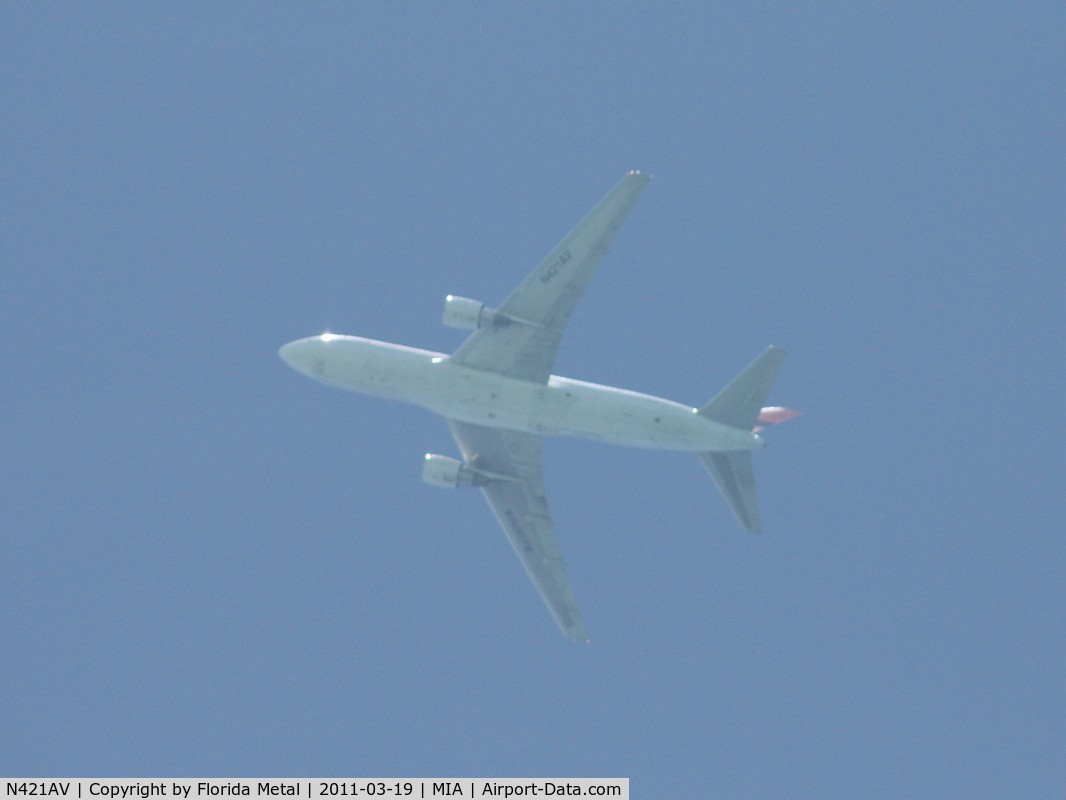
[450,172,650,383]
[446,419,587,641]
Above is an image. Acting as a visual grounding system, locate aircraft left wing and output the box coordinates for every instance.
[450,172,650,383]
[446,419,587,641]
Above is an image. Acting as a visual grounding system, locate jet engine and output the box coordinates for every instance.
[422,453,483,488]
[442,294,499,330]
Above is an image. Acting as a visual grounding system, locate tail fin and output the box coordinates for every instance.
[754,406,801,432]
[697,346,786,533]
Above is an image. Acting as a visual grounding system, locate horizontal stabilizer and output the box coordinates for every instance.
[698,346,785,432]
[697,347,787,532]
[699,451,761,532]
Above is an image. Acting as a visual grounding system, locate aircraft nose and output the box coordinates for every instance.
[279,336,329,378]
[278,339,307,369]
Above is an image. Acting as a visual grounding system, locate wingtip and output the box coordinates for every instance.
[565,623,590,643]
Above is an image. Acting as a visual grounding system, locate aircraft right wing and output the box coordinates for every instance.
[446,418,587,641]
[450,172,650,383]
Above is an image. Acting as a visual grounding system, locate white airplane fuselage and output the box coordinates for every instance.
[280,334,762,453]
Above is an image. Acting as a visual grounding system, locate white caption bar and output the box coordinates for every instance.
[2,780,627,800]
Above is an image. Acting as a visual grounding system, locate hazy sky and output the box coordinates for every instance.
[4,4,1064,796]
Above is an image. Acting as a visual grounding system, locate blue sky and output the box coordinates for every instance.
[4,3,1064,796]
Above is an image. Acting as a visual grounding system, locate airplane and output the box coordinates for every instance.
[279,171,797,641]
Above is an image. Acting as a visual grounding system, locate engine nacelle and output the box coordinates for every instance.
[442,294,498,330]
[422,453,483,488]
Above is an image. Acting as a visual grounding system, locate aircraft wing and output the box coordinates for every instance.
[450,171,650,383]
[446,418,587,641]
